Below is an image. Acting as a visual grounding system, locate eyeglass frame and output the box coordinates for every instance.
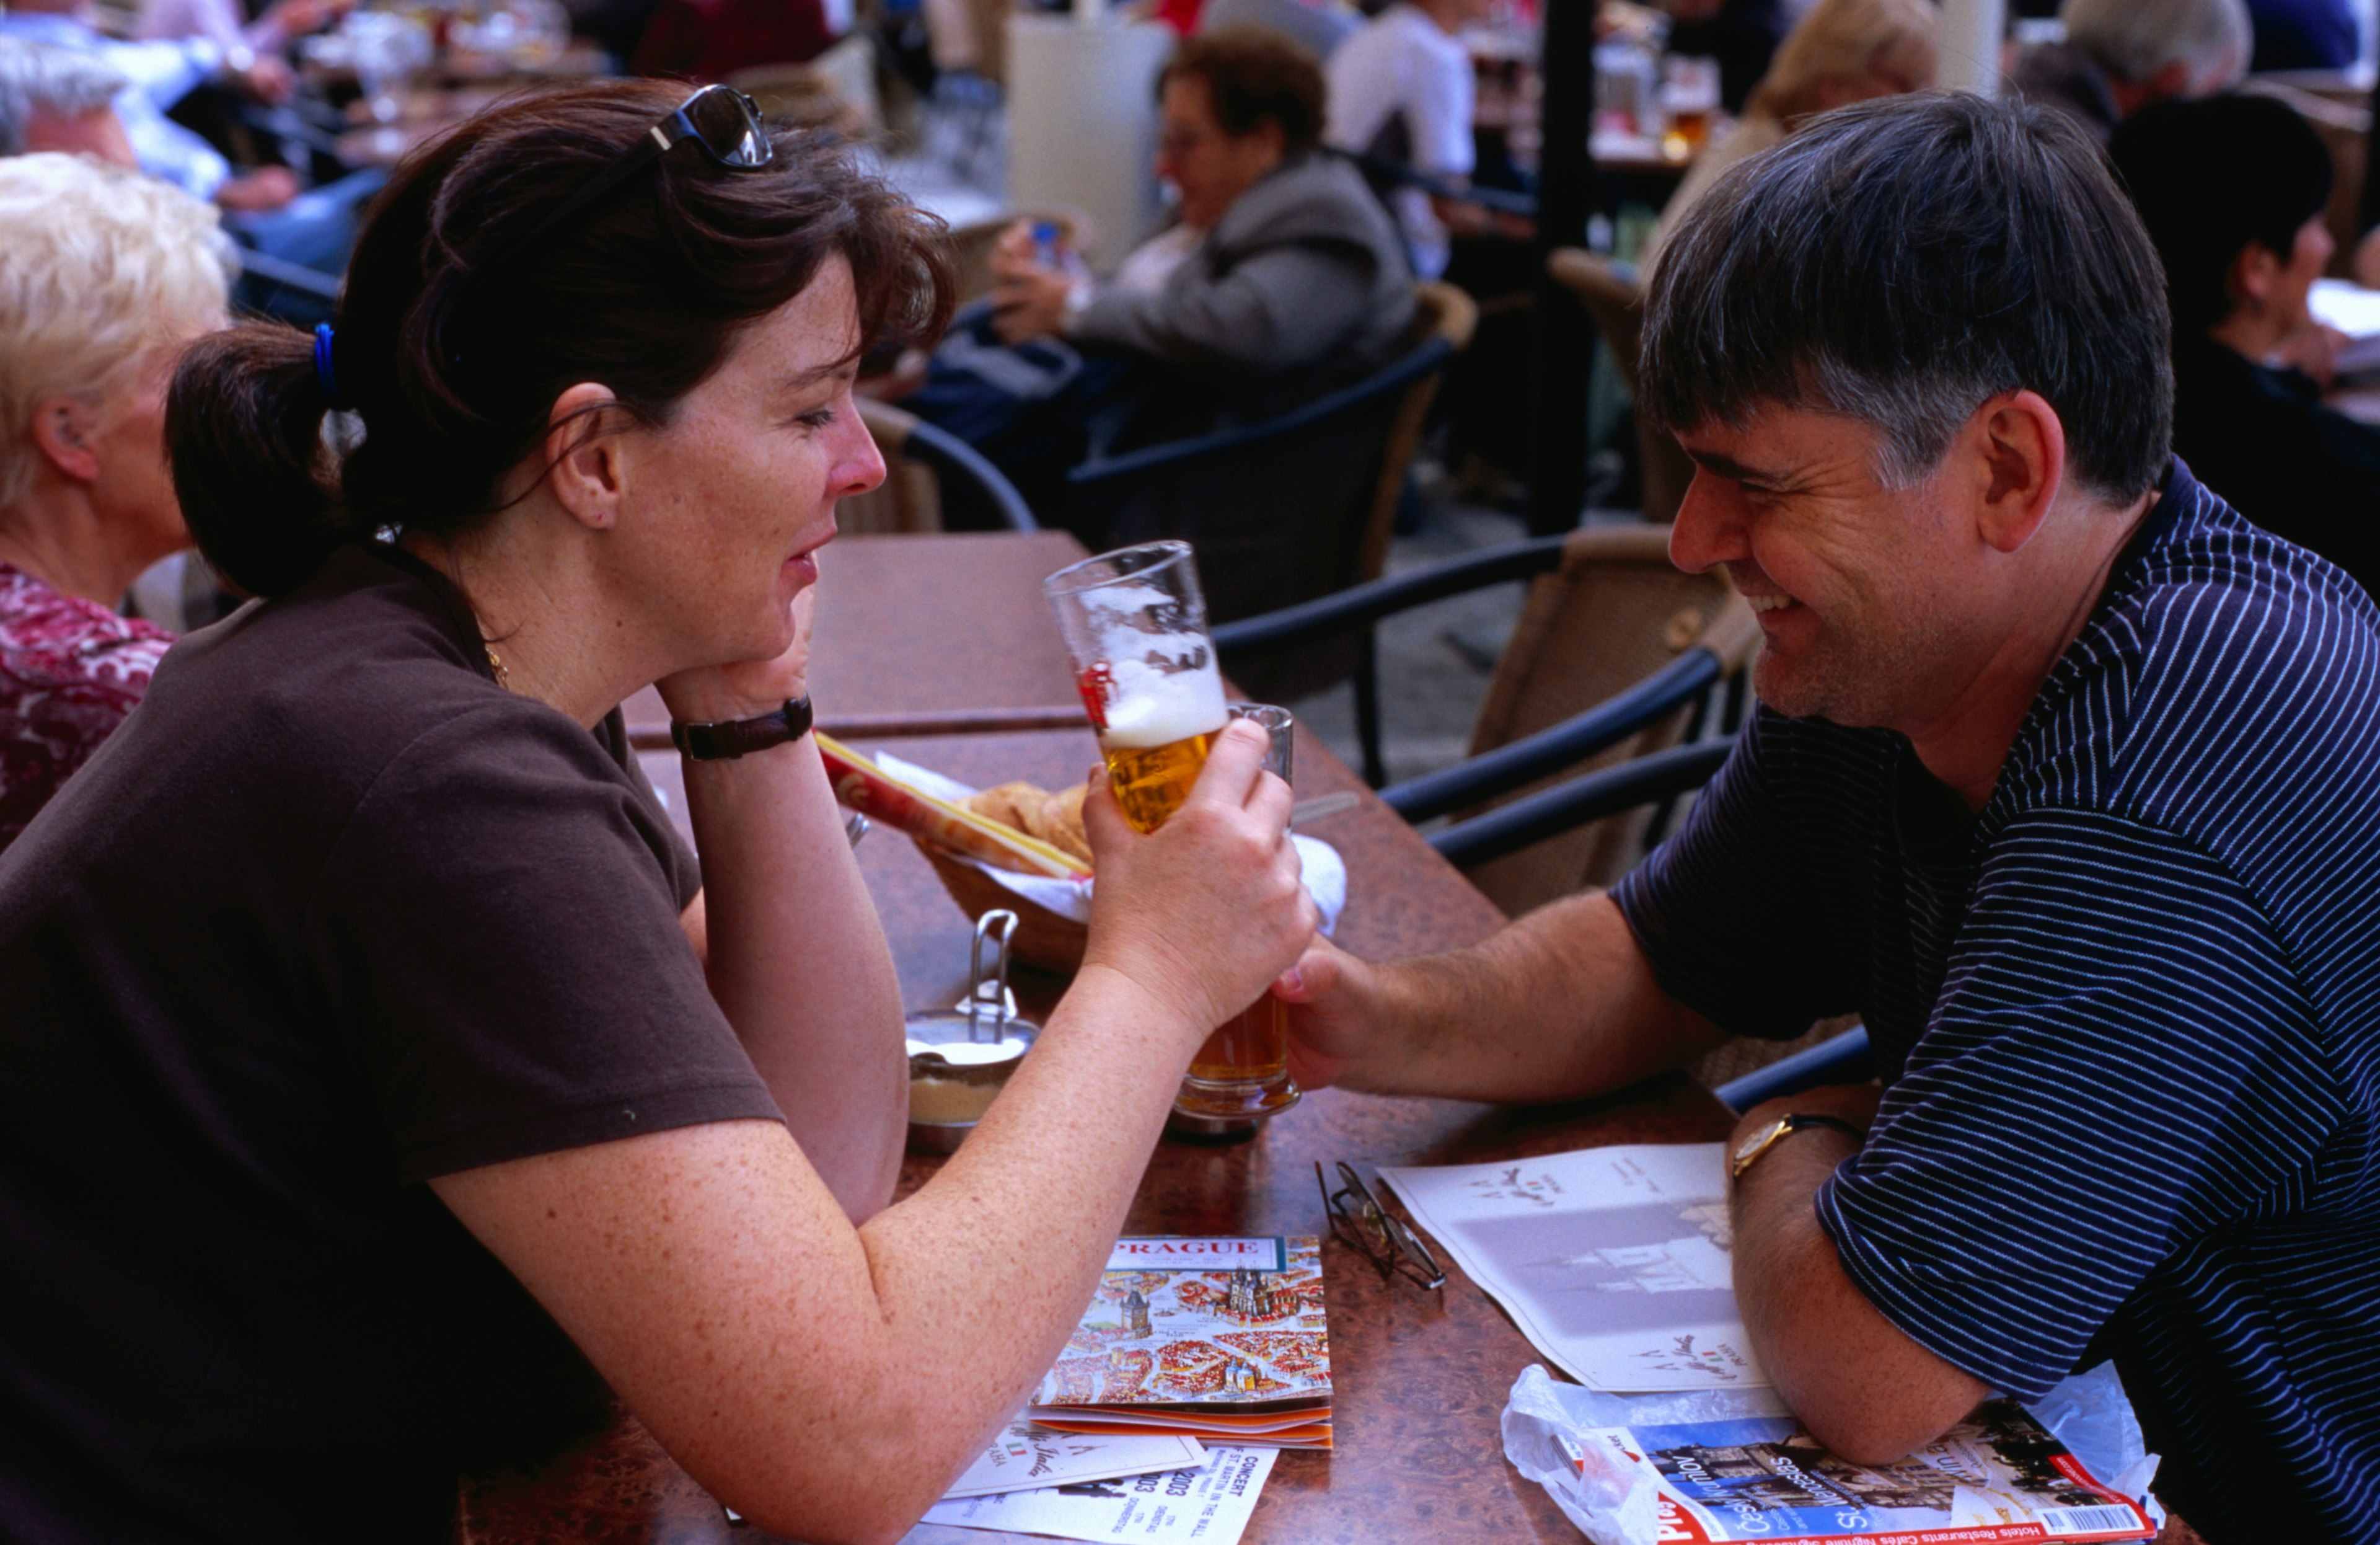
[1316,1160,1446,1293]
[443,85,774,360]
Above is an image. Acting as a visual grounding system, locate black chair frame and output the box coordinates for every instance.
[1326,146,1541,220]
[1064,334,1457,492]
[903,417,1039,531]
[1426,738,1730,869]
[1212,533,1568,787]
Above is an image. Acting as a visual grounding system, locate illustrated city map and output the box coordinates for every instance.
[1034,1237,1331,1412]
[1381,1144,1770,1392]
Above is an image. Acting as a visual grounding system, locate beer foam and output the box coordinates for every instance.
[1098,655,1228,748]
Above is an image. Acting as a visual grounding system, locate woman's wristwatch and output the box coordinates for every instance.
[1729,1113,1866,1184]
[669,696,813,760]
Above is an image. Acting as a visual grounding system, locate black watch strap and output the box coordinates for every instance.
[1779,1113,1865,1144]
[670,696,813,760]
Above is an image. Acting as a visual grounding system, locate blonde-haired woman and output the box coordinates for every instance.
[1642,0,1937,274]
[0,151,231,848]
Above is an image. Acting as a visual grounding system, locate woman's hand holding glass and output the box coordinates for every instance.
[1077,718,1318,1052]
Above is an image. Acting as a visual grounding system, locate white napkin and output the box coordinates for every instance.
[872,750,1345,937]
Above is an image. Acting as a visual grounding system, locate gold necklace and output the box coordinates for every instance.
[485,644,511,689]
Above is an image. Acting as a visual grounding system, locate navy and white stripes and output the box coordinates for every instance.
[1614,460,2380,1543]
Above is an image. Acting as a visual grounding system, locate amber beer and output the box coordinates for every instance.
[1099,724,1224,834]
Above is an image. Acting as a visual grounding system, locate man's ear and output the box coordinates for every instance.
[541,381,630,531]
[2228,241,2286,313]
[1965,389,2064,554]
[26,397,103,486]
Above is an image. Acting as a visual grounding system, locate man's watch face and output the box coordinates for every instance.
[1731,1118,1791,1178]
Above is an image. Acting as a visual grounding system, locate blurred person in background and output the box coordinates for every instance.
[0,35,134,163]
[2112,92,2380,598]
[0,0,298,207]
[1642,0,1936,274]
[0,0,382,272]
[0,153,231,849]
[134,0,351,102]
[630,0,844,79]
[2012,0,2250,143]
[1323,0,1492,279]
[1199,0,1359,64]
[1662,0,1792,114]
[907,27,1413,520]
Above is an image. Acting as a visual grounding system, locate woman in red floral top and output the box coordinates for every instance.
[0,154,232,848]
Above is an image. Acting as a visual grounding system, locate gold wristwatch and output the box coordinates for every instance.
[1729,1113,1866,1183]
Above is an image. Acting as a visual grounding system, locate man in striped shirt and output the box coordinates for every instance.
[1282,92,2378,1542]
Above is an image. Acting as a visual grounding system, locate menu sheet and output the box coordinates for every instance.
[921,1445,1279,1544]
[944,1423,1207,1500]
[1380,1143,1768,1392]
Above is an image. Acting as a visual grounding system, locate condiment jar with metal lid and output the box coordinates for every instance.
[906,910,1041,1153]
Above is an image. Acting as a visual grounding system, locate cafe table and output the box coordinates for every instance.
[470,533,2202,1545]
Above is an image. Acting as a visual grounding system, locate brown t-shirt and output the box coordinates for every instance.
[0,544,782,1544]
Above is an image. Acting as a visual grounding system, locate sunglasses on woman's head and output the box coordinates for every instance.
[446,86,772,362]
[501,85,771,262]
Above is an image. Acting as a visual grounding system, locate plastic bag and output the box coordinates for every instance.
[1502,1360,2162,1545]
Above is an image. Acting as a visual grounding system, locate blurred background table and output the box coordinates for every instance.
[462,531,1737,1542]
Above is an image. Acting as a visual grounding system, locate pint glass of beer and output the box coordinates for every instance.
[1176,703,1300,1127]
[1042,545,1300,1131]
[1042,542,1230,834]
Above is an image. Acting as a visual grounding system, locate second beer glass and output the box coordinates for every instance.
[1042,542,1301,1131]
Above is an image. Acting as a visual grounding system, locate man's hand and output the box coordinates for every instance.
[215,166,299,212]
[2270,319,2350,388]
[233,54,296,104]
[991,266,1077,346]
[1274,935,1380,1091]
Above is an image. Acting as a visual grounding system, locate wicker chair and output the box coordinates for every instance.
[1546,247,1696,525]
[1447,525,1756,916]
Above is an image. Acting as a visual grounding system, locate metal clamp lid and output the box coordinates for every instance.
[963,910,1020,1042]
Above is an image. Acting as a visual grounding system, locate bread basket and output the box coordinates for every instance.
[914,840,1089,972]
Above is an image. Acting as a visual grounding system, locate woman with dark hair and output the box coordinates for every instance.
[2112,91,2380,599]
[0,79,1315,1544]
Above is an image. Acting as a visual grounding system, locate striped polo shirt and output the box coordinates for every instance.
[1613,459,2380,1542]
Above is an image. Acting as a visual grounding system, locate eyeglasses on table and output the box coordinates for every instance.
[1316,1159,1445,1293]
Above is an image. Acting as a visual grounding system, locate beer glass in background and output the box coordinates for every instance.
[1042,544,1301,1134]
[1043,542,1230,834]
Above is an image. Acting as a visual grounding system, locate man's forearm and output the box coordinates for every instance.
[1729,1099,1989,1466]
[1346,892,1726,1102]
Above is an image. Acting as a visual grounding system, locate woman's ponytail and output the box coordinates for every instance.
[167,323,358,600]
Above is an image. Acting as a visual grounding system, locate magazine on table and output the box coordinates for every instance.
[1527,1394,2155,1543]
[1028,1236,1333,1450]
[1380,1143,1765,1392]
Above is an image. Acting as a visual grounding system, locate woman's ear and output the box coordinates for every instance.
[542,381,629,531]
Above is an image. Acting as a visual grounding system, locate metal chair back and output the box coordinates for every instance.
[848,398,1039,534]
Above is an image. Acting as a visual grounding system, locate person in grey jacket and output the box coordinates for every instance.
[905,27,1414,515]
